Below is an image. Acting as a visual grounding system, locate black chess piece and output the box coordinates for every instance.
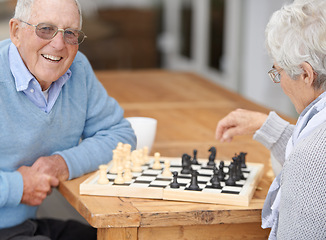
[219,161,225,168]
[192,149,199,165]
[170,171,180,188]
[239,152,247,168]
[219,161,225,178]
[225,164,236,186]
[207,146,216,166]
[181,153,192,174]
[236,155,245,180]
[217,164,225,181]
[232,154,241,181]
[210,167,221,189]
[187,170,200,190]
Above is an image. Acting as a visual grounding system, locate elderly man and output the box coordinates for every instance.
[0,0,136,239]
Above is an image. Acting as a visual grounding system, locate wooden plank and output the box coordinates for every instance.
[59,173,141,229]
[135,201,264,227]
[138,223,270,240]
[97,227,138,240]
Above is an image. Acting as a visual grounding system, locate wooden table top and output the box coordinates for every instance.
[58,70,295,230]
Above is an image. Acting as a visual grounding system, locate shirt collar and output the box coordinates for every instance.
[9,43,34,91]
[8,42,71,92]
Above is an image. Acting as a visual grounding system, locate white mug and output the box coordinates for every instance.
[126,117,157,153]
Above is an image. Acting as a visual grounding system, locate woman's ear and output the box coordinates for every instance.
[9,18,21,47]
[301,62,316,86]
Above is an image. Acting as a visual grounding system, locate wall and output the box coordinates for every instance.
[240,0,296,117]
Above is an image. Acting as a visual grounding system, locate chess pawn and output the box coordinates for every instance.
[192,149,199,165]
[98,165,109,185]
[225,164,236,186]
[123,161,133,182]
[210,167,221,189]
[114,166,125,184]
[170,171,180,188]
[152,152,162,170]
[162,159,172,177]
[188,170,200,190]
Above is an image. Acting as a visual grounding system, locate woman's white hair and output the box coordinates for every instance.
[13,0,83,29]
[265,0,326,90]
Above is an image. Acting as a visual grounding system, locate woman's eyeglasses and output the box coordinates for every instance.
[268,67,282,83]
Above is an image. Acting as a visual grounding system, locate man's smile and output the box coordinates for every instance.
[41,54,62,62]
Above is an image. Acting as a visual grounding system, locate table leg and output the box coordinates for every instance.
[97,227,138,240]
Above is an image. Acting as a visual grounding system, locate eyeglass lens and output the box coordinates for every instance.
[268,69,281,83]
[35,23,85,45]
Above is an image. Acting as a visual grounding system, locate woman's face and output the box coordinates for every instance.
[276,64,318,114]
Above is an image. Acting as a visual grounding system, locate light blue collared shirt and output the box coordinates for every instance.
[8,43,71,113]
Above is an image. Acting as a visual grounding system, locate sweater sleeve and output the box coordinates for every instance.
[54,54,137,180]
[0,171,23,207]
[253,111,295,166]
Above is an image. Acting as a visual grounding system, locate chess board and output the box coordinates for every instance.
[80,156,264,206]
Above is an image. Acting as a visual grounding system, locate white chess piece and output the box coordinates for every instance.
[131,150,142,172]
[98,165,109,184]
[123,143,131,166]
[114,166,125,184]
[143,146,149,163]
[152,152,162,170]
[116,142,124,151]
[162,159,172,177]
[123,161,133,182]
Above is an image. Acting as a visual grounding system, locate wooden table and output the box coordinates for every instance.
[58,70,294,240]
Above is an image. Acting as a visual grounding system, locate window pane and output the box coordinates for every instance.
[180,0,193,59]
[209,0,225,71]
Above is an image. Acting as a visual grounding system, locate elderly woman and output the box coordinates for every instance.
[215,0,326,239]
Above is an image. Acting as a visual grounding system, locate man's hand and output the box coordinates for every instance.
[215,109,268,142]
[17,165,59,206]
[32,154,69,181]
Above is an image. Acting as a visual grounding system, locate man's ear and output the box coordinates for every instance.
[9,18,21,47]
[301,62,316,86]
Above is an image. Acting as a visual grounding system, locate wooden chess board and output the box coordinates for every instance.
[80,156,264,206]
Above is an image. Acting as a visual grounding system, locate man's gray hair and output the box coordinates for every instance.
[265,0,326,90]
[13,0,83,29]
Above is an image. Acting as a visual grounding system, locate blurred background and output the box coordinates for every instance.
[0,0,296,118]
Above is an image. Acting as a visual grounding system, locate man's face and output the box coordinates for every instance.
[13,0,80,90]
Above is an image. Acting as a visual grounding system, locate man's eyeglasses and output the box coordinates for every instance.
[19,20,87,45]
[268,67,282,83]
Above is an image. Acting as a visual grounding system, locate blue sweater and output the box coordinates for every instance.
[0,39,136,229]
